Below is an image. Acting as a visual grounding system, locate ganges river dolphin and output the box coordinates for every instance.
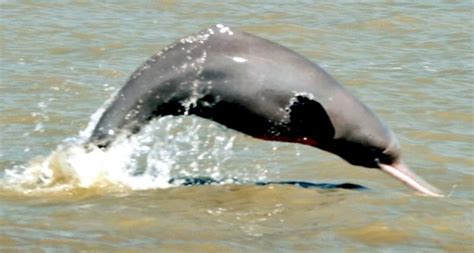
[87,24,443,197]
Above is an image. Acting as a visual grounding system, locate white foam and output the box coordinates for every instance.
[215,24,233,35]
[1,115,271,195]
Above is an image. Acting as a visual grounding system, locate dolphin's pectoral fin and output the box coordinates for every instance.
[286,95,335,145]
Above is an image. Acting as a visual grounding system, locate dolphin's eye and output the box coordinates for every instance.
[376,150,398,165]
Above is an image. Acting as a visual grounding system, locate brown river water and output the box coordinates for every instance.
[1,1,473,252]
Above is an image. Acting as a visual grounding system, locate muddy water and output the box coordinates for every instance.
[1,1,473,252]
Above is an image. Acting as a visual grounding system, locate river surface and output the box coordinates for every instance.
[1,1,473,252]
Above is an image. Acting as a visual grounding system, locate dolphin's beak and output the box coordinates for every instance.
[377,161,444,197]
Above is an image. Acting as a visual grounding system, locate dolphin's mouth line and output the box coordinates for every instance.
[377,161,444,197]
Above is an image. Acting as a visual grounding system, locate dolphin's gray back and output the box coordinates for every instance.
[90,25,393,156]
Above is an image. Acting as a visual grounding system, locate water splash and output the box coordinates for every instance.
[2,106,271,195]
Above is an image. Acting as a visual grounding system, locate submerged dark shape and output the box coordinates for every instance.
[168,176,367,190]
[88,25,442,197]
[255,181,367,190]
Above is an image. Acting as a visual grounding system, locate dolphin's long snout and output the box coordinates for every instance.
[378,161,443,197]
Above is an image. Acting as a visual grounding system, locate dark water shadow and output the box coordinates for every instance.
[168,177,368,191]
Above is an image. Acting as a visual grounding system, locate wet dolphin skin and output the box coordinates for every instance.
[89,25,443,197]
